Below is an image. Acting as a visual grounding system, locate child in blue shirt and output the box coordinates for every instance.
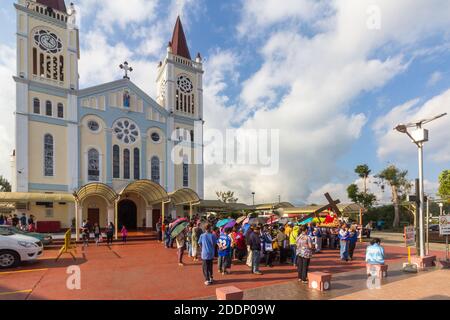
[217,227,232,275]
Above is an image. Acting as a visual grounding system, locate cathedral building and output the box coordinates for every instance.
[7,0,204,236]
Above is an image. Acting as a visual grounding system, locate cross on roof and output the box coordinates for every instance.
[119,61,133,80]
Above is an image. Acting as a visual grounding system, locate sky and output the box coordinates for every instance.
[0,0,449,206]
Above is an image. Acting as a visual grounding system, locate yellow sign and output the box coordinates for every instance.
[55,229,77,262]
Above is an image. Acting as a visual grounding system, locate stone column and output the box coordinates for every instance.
[146,206,153,229]
[107,205,115,226]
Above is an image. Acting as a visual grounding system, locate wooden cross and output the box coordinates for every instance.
[119,61,133,79]
[298,192,342,223]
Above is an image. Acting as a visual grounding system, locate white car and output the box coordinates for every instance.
[0,227,44,269]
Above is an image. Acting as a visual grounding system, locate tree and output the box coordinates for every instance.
[376,165,411,228]
[347,183,376,209]
[216,191,238,203]
[0,176,11,192]
[355,164,371,194]
[438,170,450,199]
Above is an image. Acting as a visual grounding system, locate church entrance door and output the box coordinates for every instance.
[118,200,137,230]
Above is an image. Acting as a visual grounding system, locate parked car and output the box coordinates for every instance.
[0,227,44,269]
[428,224,439,232]
[0,225,52,245]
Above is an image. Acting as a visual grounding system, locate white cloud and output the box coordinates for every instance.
[427,71,443,87]
[78,0,159,32]
[0,44,16,181]
[374,89,450,163]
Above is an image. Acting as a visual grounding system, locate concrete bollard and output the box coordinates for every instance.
[410,255,436,270]
[308,272,332,291]
[216,286,244,300]
[366,264,388,278]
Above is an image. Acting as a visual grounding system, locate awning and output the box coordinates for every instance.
[120,179,168,205]
[0,192,75,203]
[169,188,200,206]
[75,183,117,204]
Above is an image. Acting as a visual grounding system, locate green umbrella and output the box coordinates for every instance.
[171,221,188,238]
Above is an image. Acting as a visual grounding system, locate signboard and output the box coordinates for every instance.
[404,226,416,247]
[439,215,450,236]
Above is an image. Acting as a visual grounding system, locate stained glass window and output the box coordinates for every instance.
[113,145,120,178]
[151,156,160,184]
[134,148,140,180]
[46,101,52,116]
[44,134,54,176]
[88,148,99,181]
[123,149,130,179]
[33,98,40,114]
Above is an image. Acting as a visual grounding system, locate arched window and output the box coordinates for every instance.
[123,149,130,179]
[113,145,120,178]
[151,156,160,184]
[87,149,100,181]
[133,148,140,180]
[33,98,40,114]
[46,101,52,116]
[183,158,189,187]
[44,134,54,176]
[57,103,64,118]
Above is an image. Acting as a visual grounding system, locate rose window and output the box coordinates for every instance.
[113,119,139,144]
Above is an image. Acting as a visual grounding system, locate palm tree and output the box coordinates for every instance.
[0,176,11,192]
[376,165,411,228]
[355,164,371,194]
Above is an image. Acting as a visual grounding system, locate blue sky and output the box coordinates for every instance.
[0,0,449,205]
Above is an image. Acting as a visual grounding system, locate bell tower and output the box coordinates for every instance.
[156,17,204,198]
[13,0,80,192]
[156,16,204,120]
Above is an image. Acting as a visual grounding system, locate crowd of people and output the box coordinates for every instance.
[0,213,36,231]
[158,215,385,286]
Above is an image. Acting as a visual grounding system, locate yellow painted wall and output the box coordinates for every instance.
[28,202,73,229]
[28,121,68,185]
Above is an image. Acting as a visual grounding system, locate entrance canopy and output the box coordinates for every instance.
[0,192,75,203]
[120,179,168,205]
[169,188,200,206]
[75,183,117,204]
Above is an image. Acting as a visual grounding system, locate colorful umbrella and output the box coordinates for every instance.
[169,217,188,233]
[236,216,247,224]
[242,223,251,234]
[171,221,189,238]
[223,219,236,229]
[216,218,232,228]
[298,217,313,225]
[242,217,250,225]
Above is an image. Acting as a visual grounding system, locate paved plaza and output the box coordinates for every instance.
[0,236,447,300]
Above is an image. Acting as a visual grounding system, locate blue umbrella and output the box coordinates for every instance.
[298,217,313,225]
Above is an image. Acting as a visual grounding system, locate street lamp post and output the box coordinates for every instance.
[252,192,255,206]
[394,112,447,258]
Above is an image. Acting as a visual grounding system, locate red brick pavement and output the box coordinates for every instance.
[0,241,445,300]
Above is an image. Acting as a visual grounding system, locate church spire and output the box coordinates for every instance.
[170,16,191,60]
[36,0,67,12]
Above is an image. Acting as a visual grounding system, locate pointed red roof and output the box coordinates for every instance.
[37,0,67,12]
[170,16,191,60]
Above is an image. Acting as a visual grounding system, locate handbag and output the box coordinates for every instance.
[264,242,273,252]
